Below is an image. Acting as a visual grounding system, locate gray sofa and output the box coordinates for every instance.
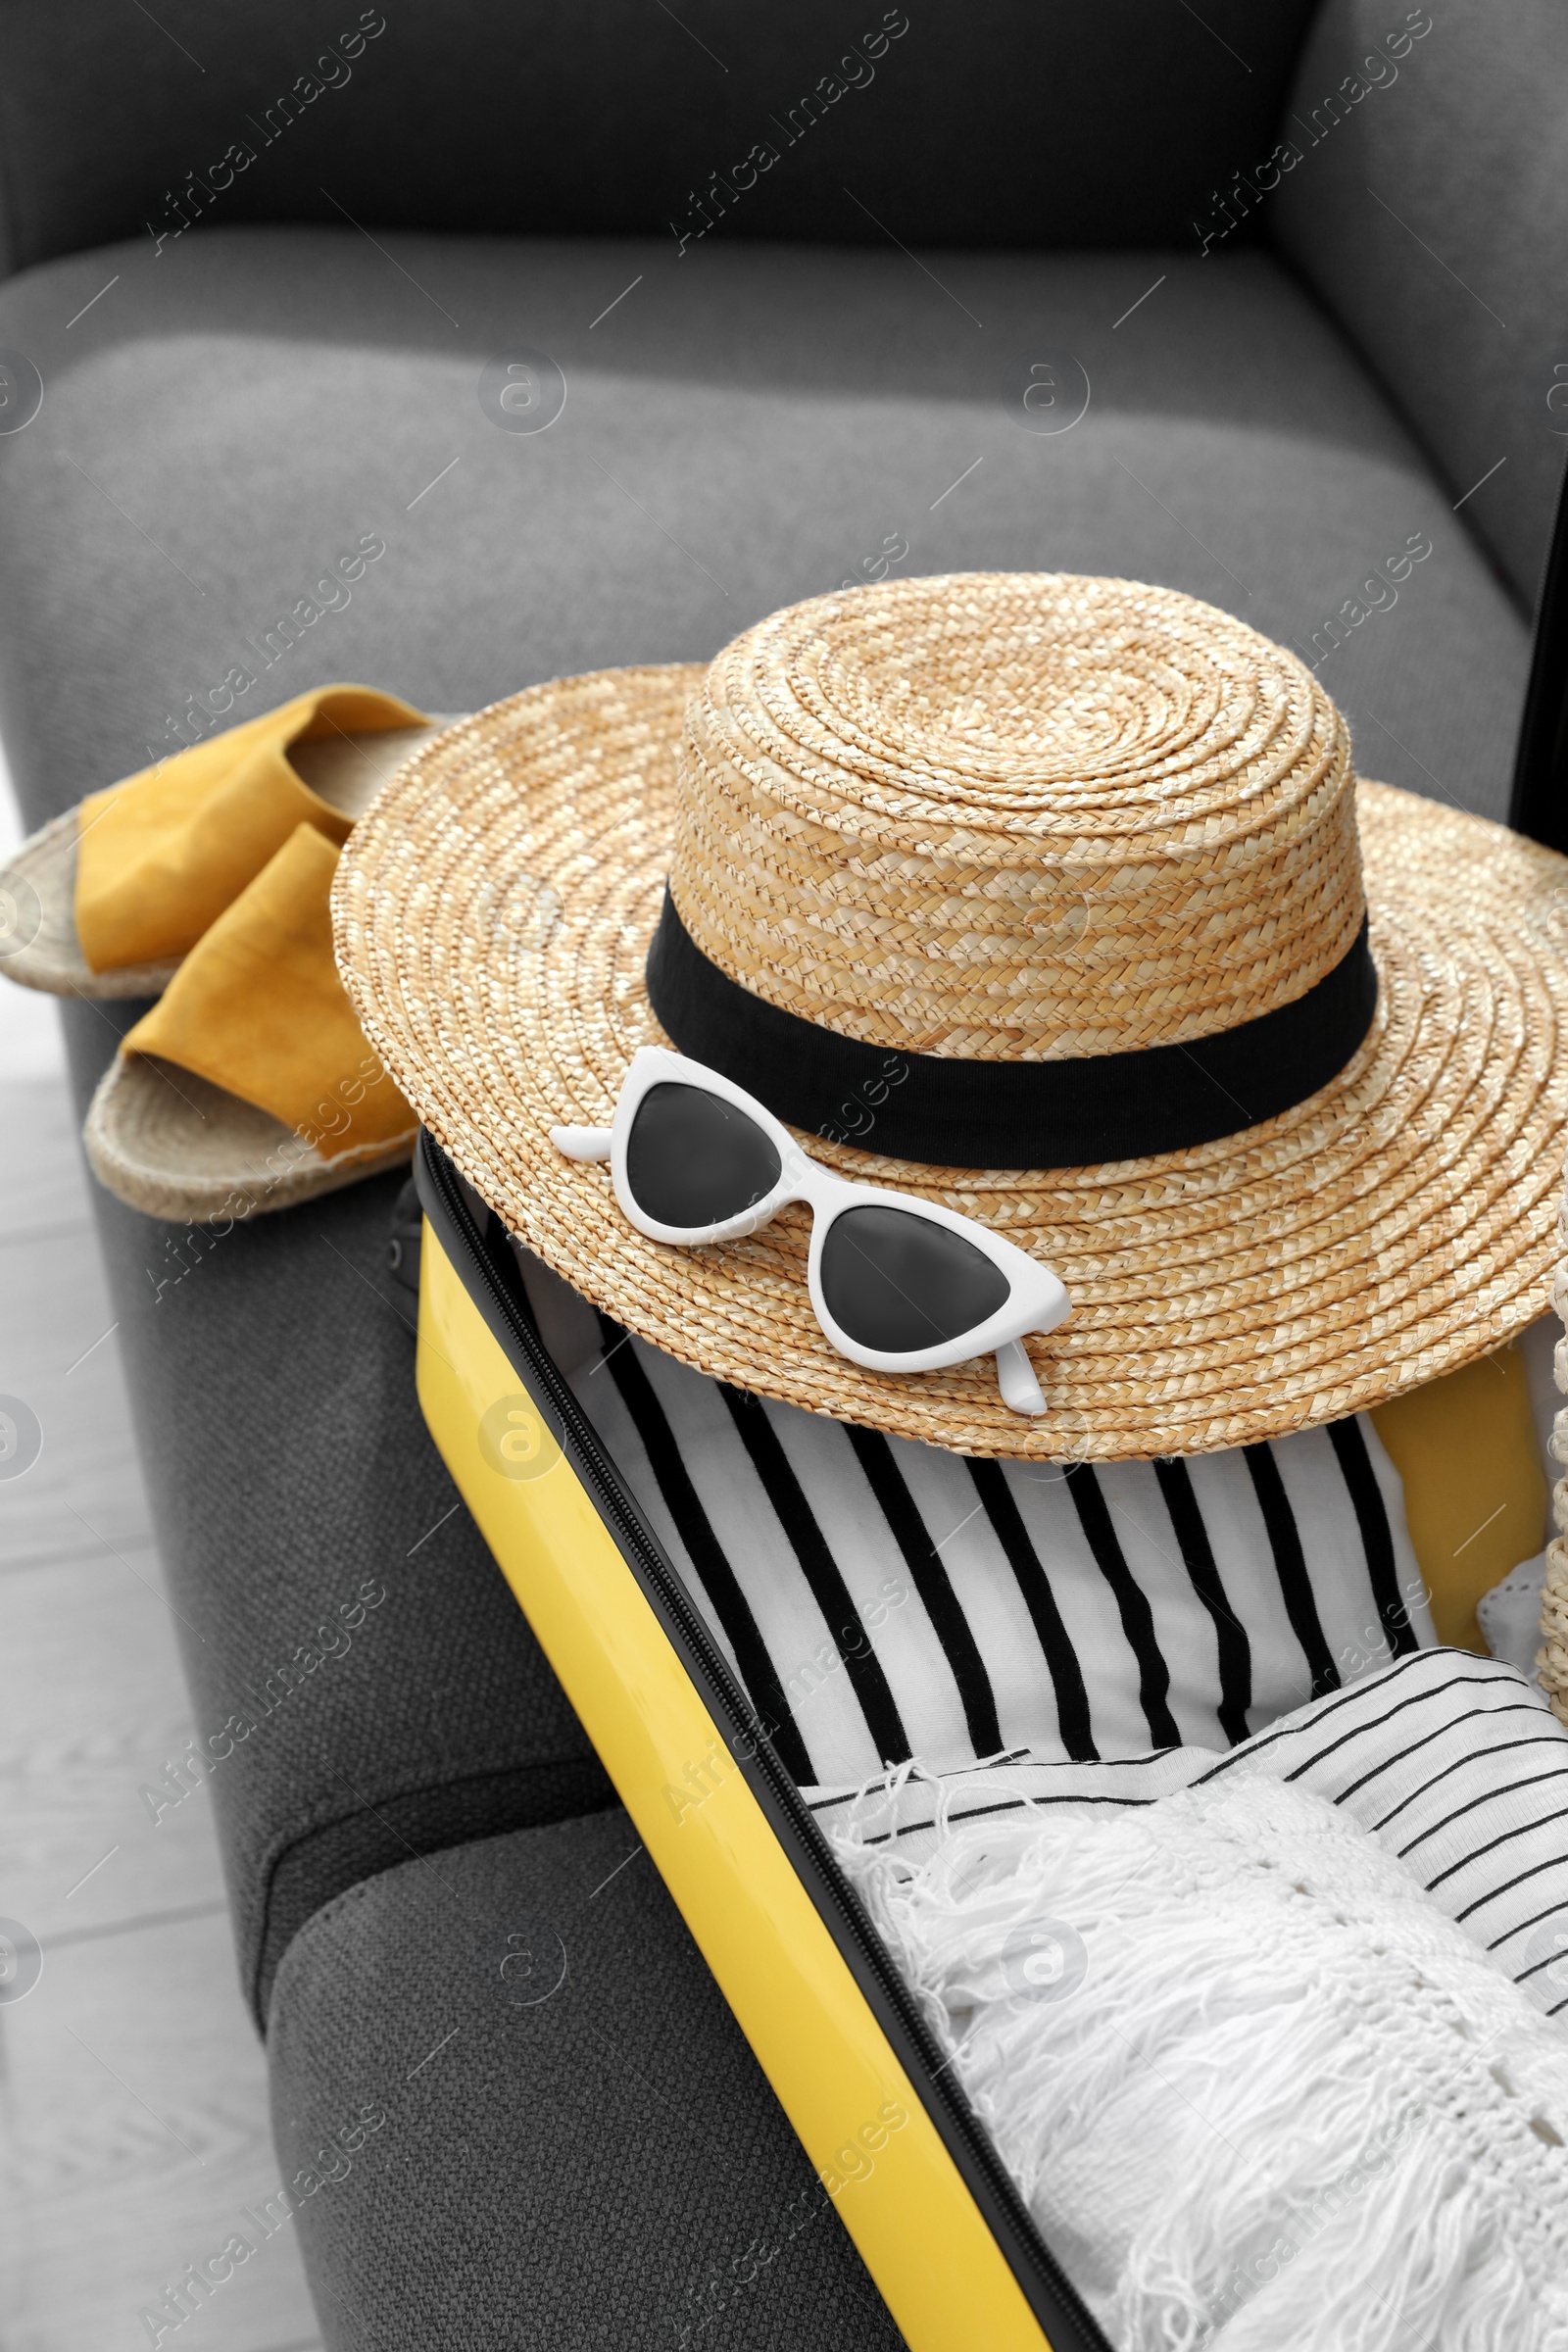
[1,4,1563,2341]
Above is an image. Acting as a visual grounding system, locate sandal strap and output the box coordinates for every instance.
[122,823,414,1158]
[75,684,426,971]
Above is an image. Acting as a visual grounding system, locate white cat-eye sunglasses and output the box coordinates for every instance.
[552,1047,1070,1416]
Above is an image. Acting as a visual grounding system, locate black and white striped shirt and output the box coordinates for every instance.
[516,1246,1436,1791]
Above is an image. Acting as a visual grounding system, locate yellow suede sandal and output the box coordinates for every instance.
[83,823,417,1220]
[0,685,458,999]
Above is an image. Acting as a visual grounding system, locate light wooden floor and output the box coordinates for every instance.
[0,1038,322,2349]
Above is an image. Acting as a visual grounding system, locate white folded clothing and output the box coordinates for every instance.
[835,1772,1568,2351]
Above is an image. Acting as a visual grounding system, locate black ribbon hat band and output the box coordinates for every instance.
[646,888,1378,1171]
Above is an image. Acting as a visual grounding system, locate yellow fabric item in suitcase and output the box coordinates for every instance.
[1371,1340,1547,1653]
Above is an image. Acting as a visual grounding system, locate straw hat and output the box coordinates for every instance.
[334,573,1568,1460]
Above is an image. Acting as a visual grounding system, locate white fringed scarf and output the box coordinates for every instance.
[833,1776,1568,2350]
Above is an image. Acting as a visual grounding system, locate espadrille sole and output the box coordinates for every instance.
[0,718,462,1001]
[83,1054,416,1222]
[0,808,179,998]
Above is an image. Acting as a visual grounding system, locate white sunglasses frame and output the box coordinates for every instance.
[551,1047,1069,1417]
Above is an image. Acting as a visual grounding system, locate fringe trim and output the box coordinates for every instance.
[835,1777,1568,2351]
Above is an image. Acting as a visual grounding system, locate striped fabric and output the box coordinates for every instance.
[806,1649,1568,2021]
[515,1245,1438,1790]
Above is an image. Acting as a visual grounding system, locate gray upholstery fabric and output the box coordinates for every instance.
[1270,0,1568,613]
[0,0,1316,277]
[269,1808,905,2350]
[52,1045,612,2026]
[0,228,1529,832]
[0,224,1533,2026]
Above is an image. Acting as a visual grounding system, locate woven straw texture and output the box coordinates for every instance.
[334,574,1568,1461]
[678,575,1360,1060]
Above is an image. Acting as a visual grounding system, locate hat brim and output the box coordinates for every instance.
[334,666,1568,1460]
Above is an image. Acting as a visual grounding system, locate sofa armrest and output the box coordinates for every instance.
[1268,0,1568,615]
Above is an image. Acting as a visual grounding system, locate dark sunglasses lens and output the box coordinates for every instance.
[625,1082,782,1229]
[818,1204,1011,1354]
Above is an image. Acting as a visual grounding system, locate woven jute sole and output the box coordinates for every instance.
[83,1054,416,1223]
[334,671,1568,1461]
[0,720,461,1001]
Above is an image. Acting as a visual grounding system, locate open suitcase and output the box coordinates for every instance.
[414,1139,1568,2352]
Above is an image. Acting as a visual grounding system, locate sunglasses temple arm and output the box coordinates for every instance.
[551,1124,613,1163]
[995,1338,1048,1417]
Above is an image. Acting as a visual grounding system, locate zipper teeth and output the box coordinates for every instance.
[425,1143,1106,2352]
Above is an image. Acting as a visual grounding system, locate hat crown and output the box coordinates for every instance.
[671,572,1363,1061]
